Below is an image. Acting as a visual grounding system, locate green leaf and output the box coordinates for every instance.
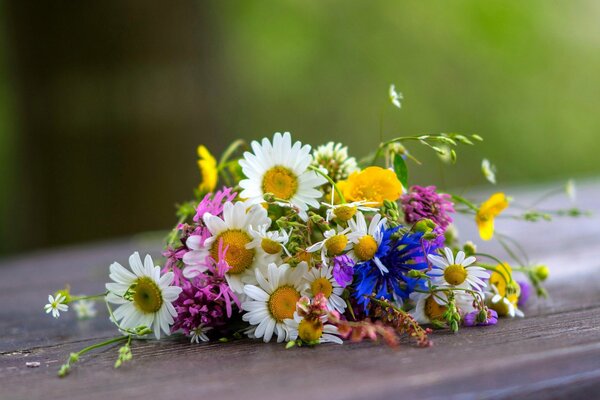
[393,154,409,189]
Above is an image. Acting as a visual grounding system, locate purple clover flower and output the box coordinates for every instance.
[401,185,455,231]
[172,241,241,336]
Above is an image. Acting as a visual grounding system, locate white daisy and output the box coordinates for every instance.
[347,212,388,273]
[306,227,351,267]
[190,324,213,343]
[249,223,291,257]
[487,285,524,318]
[241,262,308,343]
[106,252,182,340]
[73,298,97,319]
[182,201,273,294]
[284,312,343,344]
[302,265,347,313]
[489,293,524,318]
[322,198,379,223]
[410,290,476,324]
[427,248,488,291]
[239,132,327,211]
[44,294,68,319]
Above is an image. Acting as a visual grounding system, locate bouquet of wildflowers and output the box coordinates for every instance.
[45,87,584,377]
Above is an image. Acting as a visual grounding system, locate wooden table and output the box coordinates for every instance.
[2,181,600,400]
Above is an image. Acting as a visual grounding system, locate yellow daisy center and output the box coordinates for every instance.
[325,234,348,256]
[444,264,467,286]
[334,206,357,221]
[268,286,300,322]
[211,229,255,275]
[298,319,324,342]
[261,238,282,255]
[424,296,447,320]
[310,277,333,298]
[354,235,378,261]
[262,166,298,200]
[131,277,163,314]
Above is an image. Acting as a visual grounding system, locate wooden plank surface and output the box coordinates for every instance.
[1,181,600,400]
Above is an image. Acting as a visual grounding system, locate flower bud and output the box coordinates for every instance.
[463,241,477,256]
[533,265,549,281]
[413,218,437,234]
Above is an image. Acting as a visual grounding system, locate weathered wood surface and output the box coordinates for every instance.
[1,181,600,400]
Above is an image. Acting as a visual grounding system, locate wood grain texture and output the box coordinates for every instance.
[1,181,599,400]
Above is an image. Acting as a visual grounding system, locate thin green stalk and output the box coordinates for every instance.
[308,166,345,203]
[69,293,107,303]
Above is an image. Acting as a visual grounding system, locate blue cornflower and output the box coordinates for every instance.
[353,226,438,311]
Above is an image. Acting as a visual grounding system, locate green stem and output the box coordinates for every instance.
[69,293,107,303]
[76,336,129,358]
[308,166,345,203]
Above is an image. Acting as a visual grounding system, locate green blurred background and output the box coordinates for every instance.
[1,0,599,255]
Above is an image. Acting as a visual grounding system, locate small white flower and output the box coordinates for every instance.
[190,325,213,343]
[490,293,524,318]
[73,298,97,319]
[302,265,347,313]
[249,224,291,257]
[410,290,476,324]
[306,227,351,267]
[44,294,68,319]
[389,84,403,109]
[106,252,182,340]
[347,212,388,273]
[427,247,488,292]
[284,312,343,344]
[481,159,497,184]
[322,199,379,223]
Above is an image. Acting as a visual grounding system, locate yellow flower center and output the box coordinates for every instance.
[334,206,357,221]
[444,264,467,286]
[262,166,298,200]
[325,234,348,256]
[354,235,378,261]
[261,238,282,255]
[211,229,255,275]
[268,286,300,322]
[298,319,324,342]
[131,277,163,314]
[310,277,333,298]
[424,296,447,320]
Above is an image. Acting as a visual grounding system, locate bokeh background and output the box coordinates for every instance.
[1,0,599,255]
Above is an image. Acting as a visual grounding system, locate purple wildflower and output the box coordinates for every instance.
[401,185,455,231]
[172,241,240,337]
[332,255,355,287]
[517,280,531,307]
[194,187,237,223]
[463,308,498,327]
